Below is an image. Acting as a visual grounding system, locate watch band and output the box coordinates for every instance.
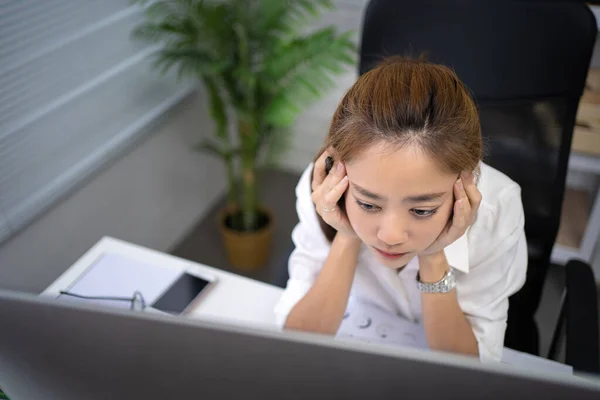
[416,268,456,293]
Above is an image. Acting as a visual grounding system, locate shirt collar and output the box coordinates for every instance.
[443,232,470,273]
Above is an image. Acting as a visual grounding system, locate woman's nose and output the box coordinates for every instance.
[377,215,409,247]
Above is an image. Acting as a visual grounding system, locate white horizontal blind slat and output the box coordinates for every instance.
[0,48,159,176]
[1,81,195,231]
[0,1,81,42]
[0,11,148,134]
[0,209,11,243]
[0,0,191,243]
[0,216,12,243]
[0,6,90,59]
[0,0,45,19]
[0,0,133,68]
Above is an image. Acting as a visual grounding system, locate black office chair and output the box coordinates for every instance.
[274,0,599,373]
[548,259,600,373]
[358,0,598,370]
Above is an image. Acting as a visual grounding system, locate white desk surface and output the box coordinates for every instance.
[42,236,284,330]
[42,237,573,374]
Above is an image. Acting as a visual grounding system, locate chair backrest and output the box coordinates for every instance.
[359,0,597,352]
[548,260,599,373]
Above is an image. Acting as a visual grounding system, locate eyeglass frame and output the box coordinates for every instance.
[58,290,147,311]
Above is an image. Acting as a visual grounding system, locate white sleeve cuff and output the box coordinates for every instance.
[469,317,507,363]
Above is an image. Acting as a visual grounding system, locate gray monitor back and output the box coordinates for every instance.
[0,290,599,400]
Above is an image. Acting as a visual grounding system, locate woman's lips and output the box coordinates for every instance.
[374,248,407,259]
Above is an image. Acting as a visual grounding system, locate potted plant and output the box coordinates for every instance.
[132,0,355,270]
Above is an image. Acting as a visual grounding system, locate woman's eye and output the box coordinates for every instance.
[356,200,379,212]
[411,208,438,218]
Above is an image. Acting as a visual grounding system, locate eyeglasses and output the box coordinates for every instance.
[59,290,147,311]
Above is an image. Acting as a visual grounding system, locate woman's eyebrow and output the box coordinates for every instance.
[404,192,447,203]
[352,183,385,201]
[352,183,447,203]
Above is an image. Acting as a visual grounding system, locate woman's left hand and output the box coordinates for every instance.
[420,171,482,257]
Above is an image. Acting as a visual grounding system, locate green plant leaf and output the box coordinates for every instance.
[262,29,356,127]
[203,77,228,140]
[133,0,357,221]
[252,0,333,44]
[145,1,178,19]
[262,126,294,168]
[151,48,224,79]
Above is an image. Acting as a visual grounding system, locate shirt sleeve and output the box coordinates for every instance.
[457,184,528,363]
[274,164,331,328]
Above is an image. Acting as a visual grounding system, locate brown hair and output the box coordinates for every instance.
[313,56,483,242]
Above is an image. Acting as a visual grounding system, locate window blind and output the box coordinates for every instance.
[0,0,195,244]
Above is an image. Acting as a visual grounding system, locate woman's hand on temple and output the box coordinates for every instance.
[311,149,357,239]
[421,171,482,256]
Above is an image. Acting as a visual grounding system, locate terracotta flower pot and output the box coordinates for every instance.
[217,207,274,271]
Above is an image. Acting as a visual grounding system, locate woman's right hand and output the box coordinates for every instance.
[311,149,357,239]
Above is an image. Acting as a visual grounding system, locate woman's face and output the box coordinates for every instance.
[344,141,458,268]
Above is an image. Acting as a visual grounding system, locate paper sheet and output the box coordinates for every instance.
[337,297,573,375]
[337,297,428,349]
[56,253,182,309]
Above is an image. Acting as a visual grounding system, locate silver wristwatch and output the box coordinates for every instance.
[416,268,456,293]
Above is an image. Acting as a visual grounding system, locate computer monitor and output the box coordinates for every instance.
[0,290,599,400]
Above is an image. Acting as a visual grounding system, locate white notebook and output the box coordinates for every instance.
[56,253,183,309]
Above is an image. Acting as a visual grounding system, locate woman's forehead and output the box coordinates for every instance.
[345,143,456,198]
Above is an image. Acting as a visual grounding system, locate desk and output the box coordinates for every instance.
[42,236,284,330]
[42,236,572,374]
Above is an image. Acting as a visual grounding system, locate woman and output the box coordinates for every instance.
[274,57,527,363]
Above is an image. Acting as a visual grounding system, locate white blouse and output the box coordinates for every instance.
[274,162,528,363]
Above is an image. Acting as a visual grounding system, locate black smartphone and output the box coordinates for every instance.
[151,272,215,315]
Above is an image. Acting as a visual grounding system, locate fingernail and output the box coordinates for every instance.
[457,179,463,190]
[337,162,343,172]
[458,199,464,209]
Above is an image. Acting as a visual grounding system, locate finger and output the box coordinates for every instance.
[445,196,468,240]
[322,160,346,193]
[311,150,330,191]
[323,175,349,210]
[454,179,471,224]
[457,175,473,212]
[462,171,482,212]
[455,176,467,202]
[312,160,345,206]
